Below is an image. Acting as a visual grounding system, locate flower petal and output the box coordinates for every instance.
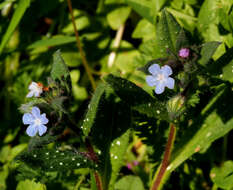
[26,91,34,98]
[155,83,165,94]
[161,65,172,76]
[148,64,160,75]
[165,77,175,89]
[146,76,158,87]
[31,106,41,117]
[29,82,38,90]
[26,125,38,137]
[34,91,41,97]
[38,125,47,136]
[23,113,34,125]
[40,113,49,124]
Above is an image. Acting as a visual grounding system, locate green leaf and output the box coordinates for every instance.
[207,47,233,83]
[51,50,70,81]
[175,29,189,52]
[197,0,219,32]
[109,130,131,190]
[89,91,132,190]
[199,42,221,66]
[115,175,145,190]
[167,85,233,173]
[132,19,156,41]
[82,83,107,137]
[210,161,233,190]
[155,9,181,57]
[27,36,76,49]
[104,74,168,120]
[0,0,30,54]
[219,59,233,83]
[125,0,155,24]
[16,179,46,190]
[17,147,94,172]
[107,6,131,30]
[28,134,58,151]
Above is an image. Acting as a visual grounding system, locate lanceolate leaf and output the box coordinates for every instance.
[51,50,70,81]
[17,147,94,172]
[90,92,132,190]
[82,83,107,137]
[104,74,168,120]
[155,10,181,57]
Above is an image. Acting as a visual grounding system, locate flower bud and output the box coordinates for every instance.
[167,95,185,119]
[178,48,190,58]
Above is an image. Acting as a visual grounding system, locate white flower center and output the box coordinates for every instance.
[34,118,41,126]
[157,74,165,82]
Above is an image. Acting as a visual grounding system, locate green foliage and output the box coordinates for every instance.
[82,83,107,137]
[125,0,155,24]
[51,50,70,82]
[210,161,233,189]
[167,85,233,172]
[17,147,95,172]
[0,0,233,190]
[16,179,46,190]
[155,9,181,57]
[115,175,145,190]
[0,0,30,54]
[199,42,221,66]
[104,74,168,120]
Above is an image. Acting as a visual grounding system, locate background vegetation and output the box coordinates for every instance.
[0,0,233,189]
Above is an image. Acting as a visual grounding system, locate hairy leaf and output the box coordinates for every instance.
[104,74,168,120]
[51,50,70,82]
[82,83,107,137]
[16,147,94,172]
[155,10,181,57]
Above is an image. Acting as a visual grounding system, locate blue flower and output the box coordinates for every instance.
[146,64,175,94]
[22,106,48,137]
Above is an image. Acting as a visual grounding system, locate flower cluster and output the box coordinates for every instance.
[23,81,49,137]
[146,64,175,94]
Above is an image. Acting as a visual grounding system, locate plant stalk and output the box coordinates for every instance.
[66,0,96,90]
[151,123,176,190]
[94,171,104,190]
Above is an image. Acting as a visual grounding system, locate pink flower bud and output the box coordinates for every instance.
[178,48,190,58]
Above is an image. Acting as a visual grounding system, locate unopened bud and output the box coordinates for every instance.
[167,95,185,119]
[178,48,190,58]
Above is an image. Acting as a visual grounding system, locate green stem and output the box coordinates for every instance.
[150,123,176,190]
[222,134,228,162]
[96,0,105,13]
[74,174,86,190]
[66,0,96,90]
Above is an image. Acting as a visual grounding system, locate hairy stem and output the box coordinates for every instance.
[66,0,96,90]
[151,123,176,190]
